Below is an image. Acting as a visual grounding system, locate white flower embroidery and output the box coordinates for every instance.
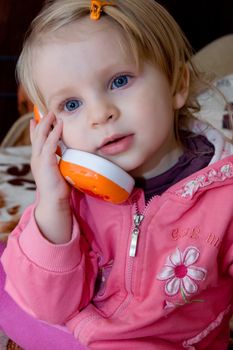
[176,162,233,198]
[157,246,207,297]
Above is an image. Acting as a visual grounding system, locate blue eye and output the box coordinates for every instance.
[64,99,81,112]
[111,75,129,89]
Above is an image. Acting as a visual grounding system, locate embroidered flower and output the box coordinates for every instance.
[157,246,207,297]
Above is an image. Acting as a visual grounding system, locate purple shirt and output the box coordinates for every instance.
[135,133,215,202]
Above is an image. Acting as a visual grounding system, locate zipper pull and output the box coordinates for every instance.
[129,214,144,257]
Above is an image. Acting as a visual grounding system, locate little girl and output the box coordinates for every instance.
[1,0,233,349]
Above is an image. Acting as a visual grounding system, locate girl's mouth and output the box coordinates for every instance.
[98,134,134,156]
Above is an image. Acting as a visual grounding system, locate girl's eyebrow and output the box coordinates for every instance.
[47,88,74,106]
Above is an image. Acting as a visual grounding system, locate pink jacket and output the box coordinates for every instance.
[2,121,233,350]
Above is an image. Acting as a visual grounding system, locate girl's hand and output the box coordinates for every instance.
[30,112,71,201]
[30,112,72,244]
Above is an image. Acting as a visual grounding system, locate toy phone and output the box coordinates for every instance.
[34,107,135,204]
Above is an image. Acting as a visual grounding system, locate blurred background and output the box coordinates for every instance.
[0,0,44,142]
[0,0,233,143]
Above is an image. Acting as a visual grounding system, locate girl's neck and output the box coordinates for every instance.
[131,143,184,180]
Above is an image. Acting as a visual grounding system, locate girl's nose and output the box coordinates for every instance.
[88,98,119,127]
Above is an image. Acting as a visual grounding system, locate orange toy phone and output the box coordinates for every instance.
[34,107,135,204]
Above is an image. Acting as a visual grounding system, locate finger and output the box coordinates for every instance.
[32,112,56,155]
[35,111,55,138]
[42,119,63,154]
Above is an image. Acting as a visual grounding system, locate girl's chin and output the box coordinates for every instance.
[121,163,146,177]
[103,154,145,175]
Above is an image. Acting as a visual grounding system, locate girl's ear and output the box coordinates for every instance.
[172,64,190,110]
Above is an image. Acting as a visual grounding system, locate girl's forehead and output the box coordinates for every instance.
[33,16,135,69]
[42,16,124,45]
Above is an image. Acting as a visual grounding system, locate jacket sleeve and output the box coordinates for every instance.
[1,203,98,325]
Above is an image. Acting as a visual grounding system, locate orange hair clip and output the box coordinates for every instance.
[90,0,114,20]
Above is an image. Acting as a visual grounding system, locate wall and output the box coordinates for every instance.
[158,0,233,52]
[0,0,44,142]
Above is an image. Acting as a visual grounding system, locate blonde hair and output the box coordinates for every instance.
[17,0,203,135]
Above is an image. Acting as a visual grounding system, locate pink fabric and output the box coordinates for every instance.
[0,243,86,350]
[2,123,233,349]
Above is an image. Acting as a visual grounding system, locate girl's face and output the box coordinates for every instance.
[33,17,188,179]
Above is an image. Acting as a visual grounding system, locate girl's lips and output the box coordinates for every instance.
[98,134,134,156]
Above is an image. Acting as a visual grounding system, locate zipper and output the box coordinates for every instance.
[129,213,144,257]
[129,194,157,257]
